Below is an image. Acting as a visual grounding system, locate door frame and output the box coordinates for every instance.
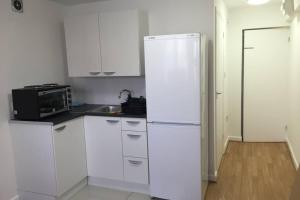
[241,26,289,142]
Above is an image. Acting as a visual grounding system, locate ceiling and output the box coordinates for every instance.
[224,0,282,8]
[51,0,111,6]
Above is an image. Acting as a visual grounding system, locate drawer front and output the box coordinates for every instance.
[122,118,146,132]
[122,131,148,158]
[124,157,149,184]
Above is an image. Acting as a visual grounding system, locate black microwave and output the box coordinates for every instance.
[12,84,72,120]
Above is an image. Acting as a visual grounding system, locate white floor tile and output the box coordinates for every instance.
[70,185,131,200]
[127,193,151,200]
[69,185,151,200]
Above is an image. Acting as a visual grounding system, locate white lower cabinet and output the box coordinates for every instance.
[53,120,87,196]
[122,131,148,158]
[84,116,123,180]
[10,118,87,199]
[124,157,149,184]
[85,116,149,186]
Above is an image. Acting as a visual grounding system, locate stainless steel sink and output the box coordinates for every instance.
[91,105,122,114]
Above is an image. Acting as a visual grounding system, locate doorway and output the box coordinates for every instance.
[242,27,290,142]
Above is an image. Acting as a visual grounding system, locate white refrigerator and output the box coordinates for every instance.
[144,33,208,200]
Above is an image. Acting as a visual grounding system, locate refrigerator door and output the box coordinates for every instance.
[148,123,201,200]
[145,34,201,124]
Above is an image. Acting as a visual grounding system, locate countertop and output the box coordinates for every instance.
[11,104,147,125]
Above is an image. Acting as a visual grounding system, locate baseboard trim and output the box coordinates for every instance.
[286,137,299,170]
[10,195,19,200]
[208,170,218,182]
[228,136,242,142]
[88,176,150,195]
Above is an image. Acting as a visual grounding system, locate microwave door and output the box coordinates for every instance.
[38,89,68,117]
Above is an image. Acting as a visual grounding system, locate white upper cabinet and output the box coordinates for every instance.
[64,10,148,77]
[64,14,102,77]
[99,10,147,76]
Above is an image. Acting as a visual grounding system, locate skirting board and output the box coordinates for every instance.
[88,176,150,195]
[209,136,242,182]
[224,136,242,153]
[10,195,19,200]
[208,171,218,182]
[286,137,299,170]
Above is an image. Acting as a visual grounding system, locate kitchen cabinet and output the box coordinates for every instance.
[10,118,87,199]
[99,10,147,76]
[84,116,123,180]
[64,14,102,77]
[121,118,149,185]
[64,10,148,77]
[84,116,149,185]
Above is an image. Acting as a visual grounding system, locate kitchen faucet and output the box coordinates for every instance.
[118,89,133,100]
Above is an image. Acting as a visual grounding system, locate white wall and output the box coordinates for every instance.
[0,0,66,199]
[288,13,300,168]
[226,4,288,138]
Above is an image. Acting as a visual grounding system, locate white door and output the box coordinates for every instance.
[215,11,226,170]
[84,116,123,180]
[144,34,201,124]
[53,118,87,196]
[148,123,201,200]
[244,28,290,142]
[64,14,102,77]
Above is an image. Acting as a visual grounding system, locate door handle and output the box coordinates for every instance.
[54,125,66,132]
[216,92,222,95]
[244,47,255,50]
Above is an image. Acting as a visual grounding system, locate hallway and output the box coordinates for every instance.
[205,142,297,200]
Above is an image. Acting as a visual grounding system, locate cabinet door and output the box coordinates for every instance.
[64,14,102,77]
[53,118,87,196]
[99,10,142,76]
[84,116,123,180]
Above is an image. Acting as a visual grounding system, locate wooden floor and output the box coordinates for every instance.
[205,142,297,200]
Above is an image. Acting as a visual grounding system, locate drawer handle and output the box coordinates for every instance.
[128,160,143,165]
[55,125,66,132]
[126,121,141,124]
[127,134,142,138]
[106,119,120,123]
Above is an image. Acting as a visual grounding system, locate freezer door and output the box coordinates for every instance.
[148,123,201,200]
[145,36,201,124]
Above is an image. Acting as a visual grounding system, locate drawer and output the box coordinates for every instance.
[122,131,148,158]
[122,118,146,132]
[124,157,149,184]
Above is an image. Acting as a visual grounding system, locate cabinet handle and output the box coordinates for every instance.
[103,72,116,75]
[89,72,101,75]
[54,125,66,132]
[106,119,120,123]
[127,134,142,138]
[128,160,143,165]
[126,121,141,124]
